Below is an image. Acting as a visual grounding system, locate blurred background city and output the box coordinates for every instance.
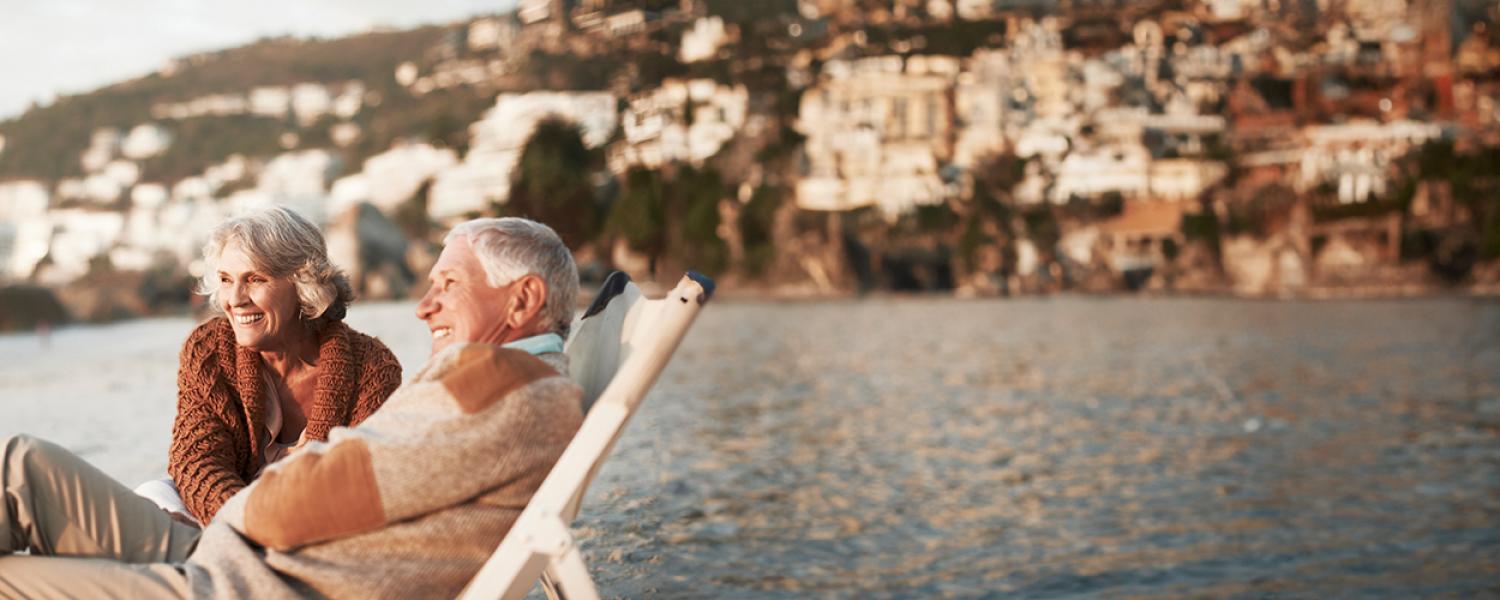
[1,0,1499,596]
[0,0,1498,324]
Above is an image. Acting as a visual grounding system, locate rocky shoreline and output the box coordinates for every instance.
[5,255,1497,333]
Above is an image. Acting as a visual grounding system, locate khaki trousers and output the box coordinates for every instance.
[0,435,200,599]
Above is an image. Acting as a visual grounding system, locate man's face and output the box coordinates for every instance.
[415,236,517,356]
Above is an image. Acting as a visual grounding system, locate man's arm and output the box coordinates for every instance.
[229,346,583,551]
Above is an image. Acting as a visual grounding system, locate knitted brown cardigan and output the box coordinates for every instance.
[169,317,402,522]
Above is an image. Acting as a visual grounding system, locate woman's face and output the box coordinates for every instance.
[216,239,305,351]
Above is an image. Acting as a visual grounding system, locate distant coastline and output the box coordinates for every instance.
[7,277,1499,334]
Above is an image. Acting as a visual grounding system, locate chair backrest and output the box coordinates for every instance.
[557,271,714,520]
[564,271,642,414]
[458,272,712,599]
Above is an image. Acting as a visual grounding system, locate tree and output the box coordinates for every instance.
[505,118,602,249]
[609,167,669,264]
[669,166,729,275]
[740,185,783,277]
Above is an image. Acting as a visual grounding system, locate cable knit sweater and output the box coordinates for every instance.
[185,344,583,599]
[170,317,402,523]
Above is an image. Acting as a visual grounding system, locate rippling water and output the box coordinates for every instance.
[3,297,1499,598]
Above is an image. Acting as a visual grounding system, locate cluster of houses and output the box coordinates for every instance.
[0,74,748,290]
[151,81,368,127]
[1,0,1498,300]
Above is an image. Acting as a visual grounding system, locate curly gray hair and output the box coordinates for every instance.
[199,206,354,330]
[445,217,579,339]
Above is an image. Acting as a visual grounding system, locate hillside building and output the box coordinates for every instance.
[428,92,617,223]
[610,79,748,171]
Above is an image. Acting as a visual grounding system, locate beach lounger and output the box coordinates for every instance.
[457,271,714,600]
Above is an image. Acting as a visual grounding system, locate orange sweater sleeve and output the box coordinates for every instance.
[169,320,251,522]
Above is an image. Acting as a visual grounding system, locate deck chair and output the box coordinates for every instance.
[457,270,715,600]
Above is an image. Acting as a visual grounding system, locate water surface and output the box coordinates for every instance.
[2,297,1497,598]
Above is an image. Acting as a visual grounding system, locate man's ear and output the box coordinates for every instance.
[505,274,549,332]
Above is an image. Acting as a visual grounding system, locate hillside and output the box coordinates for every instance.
[0,25,478,183]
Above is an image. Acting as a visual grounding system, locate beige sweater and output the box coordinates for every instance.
[183,343,583,599]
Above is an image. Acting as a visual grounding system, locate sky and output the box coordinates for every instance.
[0,0,518,120]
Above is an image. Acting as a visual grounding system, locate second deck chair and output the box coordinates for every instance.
[457,270,715,600]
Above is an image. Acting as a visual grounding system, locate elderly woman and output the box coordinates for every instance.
[154,206,402,524]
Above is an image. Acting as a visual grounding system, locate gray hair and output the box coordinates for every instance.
[199,206,354,330]
[444,217,579,339]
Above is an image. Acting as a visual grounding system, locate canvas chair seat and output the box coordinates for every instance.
[458,271,713,600]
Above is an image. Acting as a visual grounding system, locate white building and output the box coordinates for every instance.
[330,122,362,147]
[203,155,250,189]
[80,128,121,173]
[121,183,169,256]
[796,57,954,217]
[156,197,227,269]
[250,86,292,119]
[1012,119,1075,160]
[468,17,517,51]
[429,92,617,222]
[102,160,141,188]
[130,183,169,208]
[1334,155,1388,204]
[954,50,1011,168]
[333,82,365,120]
[611,79,748,172]
[1297,119,1442,201]
[331,142,459,215]
[395,62,420,87]
[291,83,333,125]
[121,124,172,160]
[680,17,729,63]
[518,0,554,24]
[1345,0,1409,42]
[39,209,125,284]
[956,0,997,20]
[1009,18,1073,122]
[0,180,52,281]
[1206,0,1262,20]
[1149,159,1228,200]
[252,149,342,223]
[81,172,126,204]
[172,176,215,204]
[1049,143,1151,204]
[151,94,249,120]
[606,10,647,37]
[1303,119,1442,150]
[1013,160,1050,205]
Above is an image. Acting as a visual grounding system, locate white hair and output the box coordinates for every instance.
[198,206,353,329]
[444,217,579,339]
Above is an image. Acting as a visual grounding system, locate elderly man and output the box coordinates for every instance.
[0,217,584,599]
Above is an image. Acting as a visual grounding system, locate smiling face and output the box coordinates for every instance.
[216,238,306,351]
[415,235,520,356]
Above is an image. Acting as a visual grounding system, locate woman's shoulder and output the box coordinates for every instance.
[180,316,234,362]
[186,315,232,340]
[330,322,402,412]
[333,322,401,369]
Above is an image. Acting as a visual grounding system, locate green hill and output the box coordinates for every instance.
[0,25,486,183]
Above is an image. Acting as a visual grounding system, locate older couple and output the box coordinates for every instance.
[0,207,585,598]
